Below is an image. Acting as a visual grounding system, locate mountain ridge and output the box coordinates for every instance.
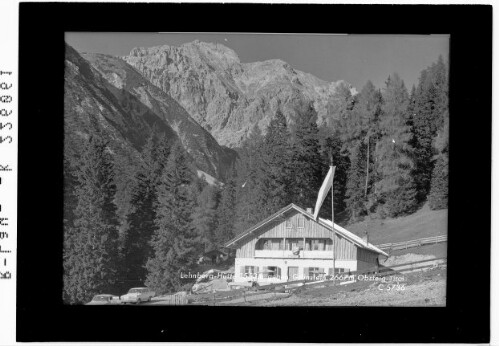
[123,40,356,147]
[81,51,237,180]
[65,44,237,185]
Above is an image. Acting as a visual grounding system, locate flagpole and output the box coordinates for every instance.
[313,152,336,285]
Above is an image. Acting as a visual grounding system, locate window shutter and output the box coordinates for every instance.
[240,266,245,278]
[303,267,308,279]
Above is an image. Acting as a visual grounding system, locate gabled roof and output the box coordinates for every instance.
[318,218,389,257]
[224,203,388,257]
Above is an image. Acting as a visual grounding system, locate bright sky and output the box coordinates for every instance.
[65,32,449,91]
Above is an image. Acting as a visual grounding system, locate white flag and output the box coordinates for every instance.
[313,166,335,220]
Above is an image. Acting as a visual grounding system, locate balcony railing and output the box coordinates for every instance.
[254,250,335,259]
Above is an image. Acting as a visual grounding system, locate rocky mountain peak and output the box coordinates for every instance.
[124,40,356,147]
[183,40,241,68]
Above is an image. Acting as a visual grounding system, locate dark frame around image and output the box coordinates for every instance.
[17,3,491,343]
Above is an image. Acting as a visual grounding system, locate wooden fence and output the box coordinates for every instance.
[191,256,447,305]
[157,293,188,305]
[376,235,447,252]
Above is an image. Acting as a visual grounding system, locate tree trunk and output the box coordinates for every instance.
[365,135,369,197]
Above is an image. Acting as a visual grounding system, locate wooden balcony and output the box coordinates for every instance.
[301,251,335,259]
[254,250,335,259]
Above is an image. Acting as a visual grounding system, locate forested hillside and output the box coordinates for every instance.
[63,41,448,304]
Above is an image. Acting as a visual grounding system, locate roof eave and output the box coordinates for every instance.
[224,204,302,248]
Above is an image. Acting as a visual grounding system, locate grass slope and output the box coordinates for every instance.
[345,204,448,245]
[390,243,447,258]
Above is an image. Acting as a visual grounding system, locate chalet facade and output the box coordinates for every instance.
[225,204,388,284]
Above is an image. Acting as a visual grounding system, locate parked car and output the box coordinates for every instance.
[86,294,120,305]
[120,287,155,304]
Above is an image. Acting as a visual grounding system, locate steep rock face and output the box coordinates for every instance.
[65,43,177,224]
[76,51,236,180]
[124,40,356,147]
[65,44,171,166]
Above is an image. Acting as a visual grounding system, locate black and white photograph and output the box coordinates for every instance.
[11,3,492,344]
[63,32,449,307]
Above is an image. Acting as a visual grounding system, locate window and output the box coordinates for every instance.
[286,238,303,251]
[248,266,258,274]
[325,239,333,251]
[286,218,293,228]
[240,266,258,276]
[262,266,281,279]
[318,239,327,251]
[271,239,281,250]
[306,267,325,280]
[305,240,311,251]
[263,239,271,250]
[261,238,284,250]
[328,268,347,275]
[306,239,327,251]
[297,215,305,228]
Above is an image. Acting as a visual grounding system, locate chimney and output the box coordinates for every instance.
[306,207,313,214]
[363,231,369,245]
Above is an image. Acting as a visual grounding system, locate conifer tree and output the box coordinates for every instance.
[233,130,267,234]
[215,169,238,245]
[406,85,418,149]
[428,155,448,210]
[63,155,78,304]
[63,136,120,304]
[290,103,323,209]
[257,108,293,216]
[63,155,78,231]
[192,184,220,251]
[338,80,383,220]
[355,82,383,202]
[145,141,200,294]
[123,133,170,286]
[345,143,367,221]
[325,82,355,126]
[412,56,448,202]
[428,111,449,210]
[374,74,417,217]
